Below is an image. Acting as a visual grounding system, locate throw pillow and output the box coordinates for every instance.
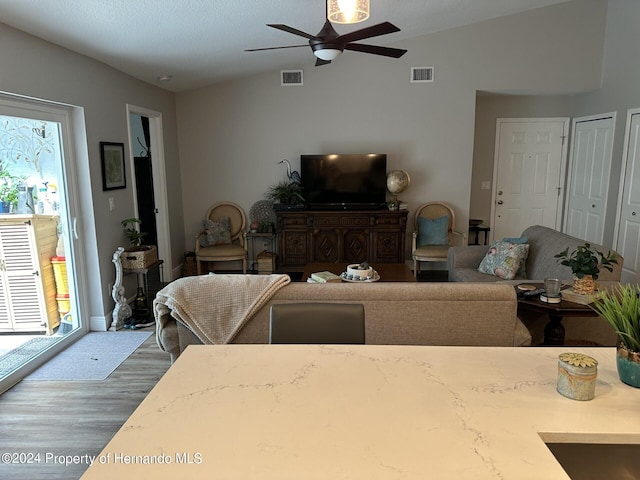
[418,215,450,246]
[200,217,231,246]
[502,236,528,244]
[502,236,528,277]
[477,241,530,280]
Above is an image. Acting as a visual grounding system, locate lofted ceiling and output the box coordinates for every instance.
[0,0,570,92]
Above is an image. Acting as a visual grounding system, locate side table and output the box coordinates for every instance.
[247,232,276,272]
[516,285,599,345]
[111,246,164,331]
[469,224,490,245]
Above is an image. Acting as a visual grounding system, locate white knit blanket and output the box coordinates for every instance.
[154,274,291,347]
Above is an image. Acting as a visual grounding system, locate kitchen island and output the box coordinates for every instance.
[81,345,640,479]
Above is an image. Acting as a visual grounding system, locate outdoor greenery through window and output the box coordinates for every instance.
[0,116,61,214]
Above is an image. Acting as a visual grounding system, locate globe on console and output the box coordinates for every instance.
[386,169,410,196]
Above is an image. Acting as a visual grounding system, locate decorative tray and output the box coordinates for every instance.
[340,270,380,283]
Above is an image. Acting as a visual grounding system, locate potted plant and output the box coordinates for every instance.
[590,284,640,388]
[554,243,618,294]
[266,180,305,210]
[120,217,157,269]
[0,160,24,213]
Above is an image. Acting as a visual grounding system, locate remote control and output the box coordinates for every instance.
[521,288,545,297]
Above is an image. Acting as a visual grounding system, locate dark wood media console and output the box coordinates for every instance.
[276,209,408,271]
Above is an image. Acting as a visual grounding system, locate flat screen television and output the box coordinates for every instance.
[301,154,387,210]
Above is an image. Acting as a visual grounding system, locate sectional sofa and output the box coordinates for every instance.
[155,279,532,362]
[447,224,622,345]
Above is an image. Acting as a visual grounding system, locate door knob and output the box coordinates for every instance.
[497,200,503,205]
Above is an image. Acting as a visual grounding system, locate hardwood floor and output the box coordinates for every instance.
[0,331,171,480]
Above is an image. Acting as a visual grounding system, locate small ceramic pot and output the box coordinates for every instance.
[557,352,598,400]
[617,344,640,388]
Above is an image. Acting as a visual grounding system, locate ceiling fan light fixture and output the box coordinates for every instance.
[327,0,370,24]
[314,48,342,61]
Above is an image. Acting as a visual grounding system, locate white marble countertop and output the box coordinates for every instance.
[81,345,640,479]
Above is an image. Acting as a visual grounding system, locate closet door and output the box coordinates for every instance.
[614,109,640,283]
[564,113,615,244]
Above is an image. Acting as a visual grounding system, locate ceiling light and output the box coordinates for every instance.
[327,0,370,24]
[313,48,342,61]
[156,75,173,82]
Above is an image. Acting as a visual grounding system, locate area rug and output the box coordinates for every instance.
[23,331,152,381]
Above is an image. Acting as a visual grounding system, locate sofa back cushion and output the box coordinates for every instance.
[521,225,622,281]
[235,282,530,347]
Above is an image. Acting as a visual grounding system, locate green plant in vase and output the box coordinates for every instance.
[590,284,640,388]
[554,243,618,294]
[119,217,157,269]
[266,180,305,210]
[121,217,147,247]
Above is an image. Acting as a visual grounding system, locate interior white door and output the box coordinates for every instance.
[491,118,569,240]
[614,109,640,284]
[564,114,615,244]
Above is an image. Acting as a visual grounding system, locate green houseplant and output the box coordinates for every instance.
[0,160,24,213]
[121,217,147,247]
[554,243,618,294]
[590,284,640,388]
[266,180,305,210]
[120,217,157,269]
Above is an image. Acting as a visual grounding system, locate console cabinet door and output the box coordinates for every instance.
[372,230,404,263]
[343,229,369,264]
[312,229,369,264]
[312,229,341,263]
[280,230,308,267]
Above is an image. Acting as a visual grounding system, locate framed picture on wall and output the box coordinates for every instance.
[100,141,126,190]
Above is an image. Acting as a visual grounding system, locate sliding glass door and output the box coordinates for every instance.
[0,95,89,392]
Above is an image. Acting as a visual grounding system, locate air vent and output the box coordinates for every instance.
[281,70,303,86]
[411,67,434,83]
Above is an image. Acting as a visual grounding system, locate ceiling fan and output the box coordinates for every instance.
[245,2,407,66]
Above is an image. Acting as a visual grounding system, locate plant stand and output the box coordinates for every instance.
[110,247,132,331]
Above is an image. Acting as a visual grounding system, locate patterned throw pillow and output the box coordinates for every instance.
[200,217,231,246]
[502,236,528,277]
[478,241,530,280]
[418,215,450,246]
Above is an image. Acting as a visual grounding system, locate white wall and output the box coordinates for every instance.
[176,0,607,260]
[0,22,184,326]
[572,0,640,248]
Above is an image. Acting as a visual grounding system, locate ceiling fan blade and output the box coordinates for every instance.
[267,24,315,40]
[336,22,401,44]
[344,43,407,58]
[245,45,308,52]
[315,58,332,66]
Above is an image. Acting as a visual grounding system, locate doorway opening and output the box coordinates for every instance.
[126,106,172,295]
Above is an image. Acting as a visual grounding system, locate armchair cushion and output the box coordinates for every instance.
[197,243,246,258]
[201,217,231,246]
[418,214,449,246]
[478,241,530,280]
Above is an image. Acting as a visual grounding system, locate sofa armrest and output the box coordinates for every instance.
[450,230,468,246]
[447,245,489,270]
